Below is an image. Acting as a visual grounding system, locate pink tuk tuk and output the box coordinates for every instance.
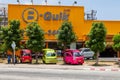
[63,49,84,65]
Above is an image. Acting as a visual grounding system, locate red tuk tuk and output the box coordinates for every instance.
[20,49,32,63]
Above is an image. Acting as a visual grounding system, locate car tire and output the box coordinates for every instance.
[20,60,22,63]
[87,58,90,60]
[43,60,45,64]
[80,63,83,65]
[29,61,32,64]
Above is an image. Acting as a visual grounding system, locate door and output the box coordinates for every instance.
[64,52,72,64]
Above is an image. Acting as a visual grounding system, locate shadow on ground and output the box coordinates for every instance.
[91,64,111,66]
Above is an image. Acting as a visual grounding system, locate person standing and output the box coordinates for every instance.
[7,54,11,64]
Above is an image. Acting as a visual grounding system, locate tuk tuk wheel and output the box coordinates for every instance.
[29,61,32,64]
[79,63,83,65]
[43,60,45,64]
[20,60,22,63]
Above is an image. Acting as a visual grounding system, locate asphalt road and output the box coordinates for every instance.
[0,68,120,80]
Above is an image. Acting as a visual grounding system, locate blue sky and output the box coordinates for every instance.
[0,0,120,20]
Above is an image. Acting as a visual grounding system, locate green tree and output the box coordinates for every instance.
[57,21,77,50]
[1,20,23,62]
[26,22,45,64]
[112,34,120,57]
[85,22,107,65]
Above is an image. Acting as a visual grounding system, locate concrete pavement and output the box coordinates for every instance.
[0,67,120,80]
[0,62,120,72]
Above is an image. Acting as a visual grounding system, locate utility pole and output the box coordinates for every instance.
[0,13,1,29]
[58,1,61,5]
[31,0,33,5]
[45,0,47,5]
[85,10,97,20]
[73,1,77,6]
[17,0,20,4]
[91,10,97,20]
[3,7,5,26]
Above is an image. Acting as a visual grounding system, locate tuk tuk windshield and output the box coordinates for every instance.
[23,53,31,56]
[46,52,56,57]
[73,52,81,57]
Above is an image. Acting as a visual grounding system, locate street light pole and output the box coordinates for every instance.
[3,7,5,26]
[73,1,77,6]
[13,47,15,65]
[11,41,16,65]
[45,0,47,5]
[17,0,20,4]
[31,0,33,5]
[58,1,61,5]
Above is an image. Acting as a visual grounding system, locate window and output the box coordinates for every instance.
[46,52,56,57]
[65,53,71,57]
[23,53,30,56]
[74,52,81,57]
[84,48,90,52]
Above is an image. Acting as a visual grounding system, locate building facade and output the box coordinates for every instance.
[8,4,120,57]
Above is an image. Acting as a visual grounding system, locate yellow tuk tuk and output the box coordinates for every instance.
[42,48,57,64]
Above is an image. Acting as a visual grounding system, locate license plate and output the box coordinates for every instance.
[25,60,29,62]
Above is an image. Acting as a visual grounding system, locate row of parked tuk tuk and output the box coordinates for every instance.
[8,48,94,65]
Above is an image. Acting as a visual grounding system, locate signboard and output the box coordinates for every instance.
[11,41,16,50]
[22,8,69,23]
[8,4,84,40]
[70,42,76,49]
